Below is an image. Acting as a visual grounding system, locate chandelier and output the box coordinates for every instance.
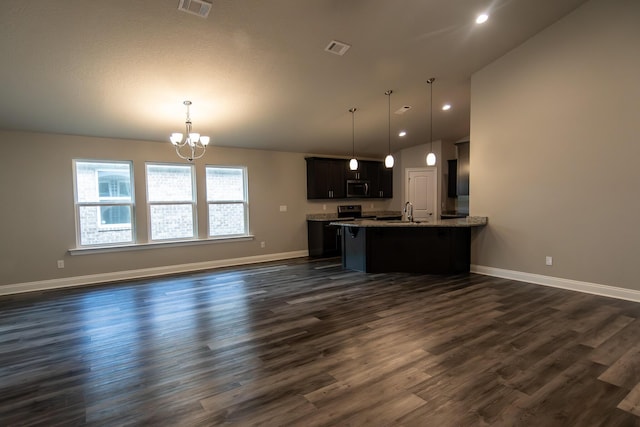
[169,100,210,162]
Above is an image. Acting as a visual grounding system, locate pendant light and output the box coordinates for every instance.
[349,107,358,171]
[426,78,437,166]
[384,90,394,168]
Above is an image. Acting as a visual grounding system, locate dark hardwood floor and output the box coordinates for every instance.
[1,257,640,426]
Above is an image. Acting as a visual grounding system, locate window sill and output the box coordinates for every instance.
[69,235,255,256]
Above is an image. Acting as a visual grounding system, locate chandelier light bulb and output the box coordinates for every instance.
[170,133,183,145]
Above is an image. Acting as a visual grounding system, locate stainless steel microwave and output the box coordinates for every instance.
[346,180,370,198]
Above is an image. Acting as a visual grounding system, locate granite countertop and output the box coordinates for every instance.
[329,216,488,228]
[306,211,402,221]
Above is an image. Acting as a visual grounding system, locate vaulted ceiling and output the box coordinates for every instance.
[0,0,587,158]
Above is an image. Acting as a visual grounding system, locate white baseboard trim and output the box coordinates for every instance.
[1,250,309,296]
[471,264,640,303]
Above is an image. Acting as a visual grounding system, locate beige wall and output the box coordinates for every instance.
[470,0,640,290]
[0,130,392,288]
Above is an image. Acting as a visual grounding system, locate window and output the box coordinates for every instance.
[206,166,248,237]
[74,160,134,246]
[146,163,196,241]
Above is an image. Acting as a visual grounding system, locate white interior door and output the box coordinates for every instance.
[406,168,437,221]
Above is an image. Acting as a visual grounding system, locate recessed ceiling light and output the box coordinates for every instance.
[398,131,407,137]
[442,104,451,111]
[476,13,489,24]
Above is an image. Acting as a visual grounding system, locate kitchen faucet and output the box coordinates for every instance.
[404,201,413,222]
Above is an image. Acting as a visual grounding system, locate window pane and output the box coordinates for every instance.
[149,204,194,240]
[100,205,130,225]
[98,171,130,199]
[209,203,246,236]
[206,167,244,201]
[78,206,133,245]
[146,164,194,202]
[76,161,132,203]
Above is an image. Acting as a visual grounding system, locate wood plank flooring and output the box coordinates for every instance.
[1,257,640,426]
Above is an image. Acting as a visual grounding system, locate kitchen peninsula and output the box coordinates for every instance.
[330,217,487,274]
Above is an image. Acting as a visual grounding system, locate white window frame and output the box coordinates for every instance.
[145,162,197,242]
[73,160,135,247]
[206,166,249,238]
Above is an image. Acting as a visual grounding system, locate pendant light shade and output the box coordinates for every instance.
[385,154,395,168]
[384,90,394,168]
[349,107,358,171]
[426,152,436,166]
[426,78,437,166]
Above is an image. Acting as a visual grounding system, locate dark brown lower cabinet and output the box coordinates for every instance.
[307,220,341,257]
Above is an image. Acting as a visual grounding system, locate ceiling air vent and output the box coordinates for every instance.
[178,0,212,18]
[395,106,411,115]
[324,40,351,56]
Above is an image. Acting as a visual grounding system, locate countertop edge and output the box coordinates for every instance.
[329,216,488,228]
[307,211,402,221]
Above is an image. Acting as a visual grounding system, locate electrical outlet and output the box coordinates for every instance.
[57,260,65,269]
[279,205,287,212]
[322,204,327,211]
[261,241,266,248]
[545,256,553,266]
